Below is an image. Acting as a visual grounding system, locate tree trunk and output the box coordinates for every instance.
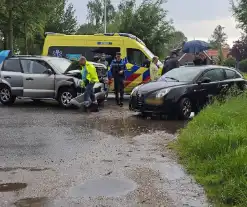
[3,31,8,50]
[7,0,13,51]
[24,23,28,55]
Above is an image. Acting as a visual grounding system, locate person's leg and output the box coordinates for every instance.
[89,83,97,103]
[119,80,124,106]
[84,84,91,107]
[114,80,120,105]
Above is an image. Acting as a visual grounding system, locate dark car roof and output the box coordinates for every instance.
[178,65,239,72]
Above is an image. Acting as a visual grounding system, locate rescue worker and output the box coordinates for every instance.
[110,52,126,107]
[79,56,99,111]
[150,56,159,81]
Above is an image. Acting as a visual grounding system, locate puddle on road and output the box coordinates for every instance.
[0,183,27,192]
[69,177,137,198]
[156,163,186,181]
[88,115,186,137]
[14,197,48,207]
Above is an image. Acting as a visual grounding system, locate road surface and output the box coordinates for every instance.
[0,99,208,207]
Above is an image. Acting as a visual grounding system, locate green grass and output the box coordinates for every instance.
[173,92,247,207]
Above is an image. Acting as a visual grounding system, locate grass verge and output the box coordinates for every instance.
[173,92,247,207]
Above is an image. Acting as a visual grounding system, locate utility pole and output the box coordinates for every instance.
[104,0,107,33]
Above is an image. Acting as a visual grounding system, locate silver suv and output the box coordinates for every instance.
[0,56,106,108]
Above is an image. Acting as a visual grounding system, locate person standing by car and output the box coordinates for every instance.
[79,56,99,111]
[110,52,126,107]
[162,52,179,75]
[150,56,159,81]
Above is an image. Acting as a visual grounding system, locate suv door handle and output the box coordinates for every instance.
[221,84,228,87]
[4,76,11,79]
[26,77,33,81]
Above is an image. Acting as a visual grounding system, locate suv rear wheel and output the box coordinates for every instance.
[0,86,16,105]
[58,87,76,108]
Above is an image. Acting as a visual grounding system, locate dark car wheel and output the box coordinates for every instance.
[0,86,16,106]
[58,87,76,108]
[178,97,192,120]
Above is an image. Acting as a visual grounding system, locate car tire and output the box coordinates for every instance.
[0,86,16,106]
[58,87,76,108]
[177,97,192,120]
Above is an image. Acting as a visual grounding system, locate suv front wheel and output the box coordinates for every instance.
[58,87,76,108]
[0,86,16,106]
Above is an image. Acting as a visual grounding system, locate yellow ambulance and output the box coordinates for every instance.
[42,33,163,93]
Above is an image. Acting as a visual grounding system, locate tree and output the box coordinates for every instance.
[87,0,115,27]
[230,35,247,61]
[223,57,236,67]
[163,30,187,57]
[209,25,228,49]
[45,0,77,35]
[232,0,247,33]
[116,0,174,57]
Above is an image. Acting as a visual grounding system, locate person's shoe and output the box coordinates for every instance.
[119,102,123,107]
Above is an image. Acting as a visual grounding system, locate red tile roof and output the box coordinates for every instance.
[206,48,230,58]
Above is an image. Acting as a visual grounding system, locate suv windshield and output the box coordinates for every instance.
[48,58,72,73]
[158,67,202,82]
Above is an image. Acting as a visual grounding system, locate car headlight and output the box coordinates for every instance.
[156,88,170,98]
[130,84,142,96]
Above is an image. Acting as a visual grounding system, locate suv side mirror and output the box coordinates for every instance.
[198,77,211,84]
[45,69,53,75]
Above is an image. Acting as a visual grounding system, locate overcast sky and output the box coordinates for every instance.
[69,0,241,46]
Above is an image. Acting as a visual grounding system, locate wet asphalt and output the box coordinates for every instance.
[0,98,208,207]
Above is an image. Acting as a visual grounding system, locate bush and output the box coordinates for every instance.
[239,59,247,73]
[222,57,236,68]
[174,92,247,206]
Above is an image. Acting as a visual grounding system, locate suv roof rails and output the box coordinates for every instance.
[12,55,43,57]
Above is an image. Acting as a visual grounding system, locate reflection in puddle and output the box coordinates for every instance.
[88,115,186,137]
[69,177,137,198]
[0,183,27,192]
[14,197,48,207]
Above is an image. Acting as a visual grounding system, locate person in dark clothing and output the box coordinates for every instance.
[193,53,207,66]
[162,52,179,75]
[110,52,126,107]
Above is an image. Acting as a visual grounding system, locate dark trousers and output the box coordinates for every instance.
[114,79,124,103]
[84,83,96,107]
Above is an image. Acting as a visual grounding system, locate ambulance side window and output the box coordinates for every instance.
[127,48,147,67]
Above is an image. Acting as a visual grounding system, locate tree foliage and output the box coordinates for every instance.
[232,0,247,33]
[223,57,236,68]
[0,0,77,54]
[209,25,228,49]
[230,35,247,61]
[78,0,184,58]
[1,0,186,58]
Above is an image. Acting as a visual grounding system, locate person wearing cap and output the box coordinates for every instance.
[162,52,180,75]
[79,56,99,111]
[110,52,126,107]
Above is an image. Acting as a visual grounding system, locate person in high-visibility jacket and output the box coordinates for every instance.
[79,56,99,108]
